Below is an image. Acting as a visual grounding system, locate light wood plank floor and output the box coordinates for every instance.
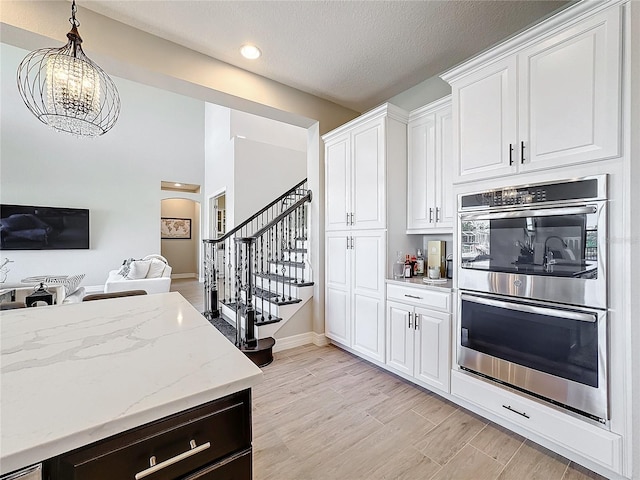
[171,279,606,480]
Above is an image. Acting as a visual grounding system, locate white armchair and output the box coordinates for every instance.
[104,255,172,295]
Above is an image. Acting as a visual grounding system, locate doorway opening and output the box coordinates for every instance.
[160,198,201,279]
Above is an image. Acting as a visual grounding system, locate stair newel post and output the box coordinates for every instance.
[209,240,220,318]
[267,225,273,320]
[203,240,211,317]
[234,238,243,347]
[241,237,257,349]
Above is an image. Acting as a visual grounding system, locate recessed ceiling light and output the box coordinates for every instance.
[240,44,261,60]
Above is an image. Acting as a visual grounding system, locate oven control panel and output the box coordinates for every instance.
[461,178,599,209]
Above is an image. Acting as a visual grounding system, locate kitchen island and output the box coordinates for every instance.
[0,292,263,478]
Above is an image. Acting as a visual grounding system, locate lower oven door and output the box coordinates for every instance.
[458,292,608,421]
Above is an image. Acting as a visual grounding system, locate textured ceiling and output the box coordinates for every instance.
[82,0,573,113]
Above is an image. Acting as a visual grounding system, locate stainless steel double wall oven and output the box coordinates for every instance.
[457,176,608,422]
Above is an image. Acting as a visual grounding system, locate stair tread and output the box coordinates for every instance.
[283,247,307,253]
[268,259,306,267]
[223,300,283,325]
[255,272,314,287]
[252,287,303,306]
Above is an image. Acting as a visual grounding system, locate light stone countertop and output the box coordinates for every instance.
[386,276,453,292]
[0,292,263,475]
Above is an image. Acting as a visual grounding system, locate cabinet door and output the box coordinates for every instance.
[325,135,351,231]
[351,231,386,361]
[453,56,517,183]
[325,233,350,344]
[434,107,454,229]
[351,119,385,230]
[518,8,621,172]
[407,114,436,231]
[414,307,451,393]
[386,301,414,376]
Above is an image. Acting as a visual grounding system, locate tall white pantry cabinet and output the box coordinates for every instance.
[323,104,408,363]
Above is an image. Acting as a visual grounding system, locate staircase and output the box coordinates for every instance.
[202,179,313,367]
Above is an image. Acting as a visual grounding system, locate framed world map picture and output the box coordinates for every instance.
[161,217,191,239]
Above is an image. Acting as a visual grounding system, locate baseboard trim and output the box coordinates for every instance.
[172,273,198,279]
[312,332,330,347]
[272,331,329,353]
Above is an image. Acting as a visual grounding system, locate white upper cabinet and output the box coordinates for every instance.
[443,5,621,183]
[324,105,406,231]
[453,58,517,182]
[517,7,621,172]
[407,97,454,233]
[351,119,385,230]
[325,134,351,231]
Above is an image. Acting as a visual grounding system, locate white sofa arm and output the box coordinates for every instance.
[104,270,172,295]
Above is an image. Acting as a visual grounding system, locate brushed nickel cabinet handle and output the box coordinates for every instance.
[404,294,422,299]
[436,207,440,222]
[408,312,413,329]
[135,441,211,479]
[520,141,526,164]
[415,315,420,330]
[429,208,434,223]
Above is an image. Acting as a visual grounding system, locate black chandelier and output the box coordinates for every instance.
[16,0,120,137]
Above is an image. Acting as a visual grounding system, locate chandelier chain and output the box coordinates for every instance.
[69,0,80,28]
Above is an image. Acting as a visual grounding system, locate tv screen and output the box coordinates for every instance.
[0,204,89,250]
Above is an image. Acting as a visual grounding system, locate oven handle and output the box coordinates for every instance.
[460,294,597,323]
[459,205,597,221]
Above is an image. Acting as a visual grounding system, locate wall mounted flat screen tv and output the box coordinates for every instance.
[0,204,89,250]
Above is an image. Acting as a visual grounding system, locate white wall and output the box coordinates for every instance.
[204,104,233,237]
[204,105,307,232]
[0,43,205,287]
[233,139,306,225]
[230,110,307,152]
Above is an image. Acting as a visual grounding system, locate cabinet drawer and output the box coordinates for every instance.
[52,390,251,480]
[183,448,251,480]
[451,371,622,472]
[387,284,450,312]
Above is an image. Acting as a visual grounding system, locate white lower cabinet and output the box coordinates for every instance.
[386,285,451,394]
[451,370,623,474]
[325,230,386,363]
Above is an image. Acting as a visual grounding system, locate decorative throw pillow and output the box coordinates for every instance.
[118,258,135,277]
[21,275,68,284]
[146,258,166,278]
[127,260,152,280]
[143,254,168,264]
[48,274,85,296]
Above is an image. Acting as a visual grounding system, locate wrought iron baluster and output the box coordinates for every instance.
[287,212,293,300]
[268,224,273,320]
[234,240,243,347]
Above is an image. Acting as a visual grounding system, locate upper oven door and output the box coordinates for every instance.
[458,202,607,308]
